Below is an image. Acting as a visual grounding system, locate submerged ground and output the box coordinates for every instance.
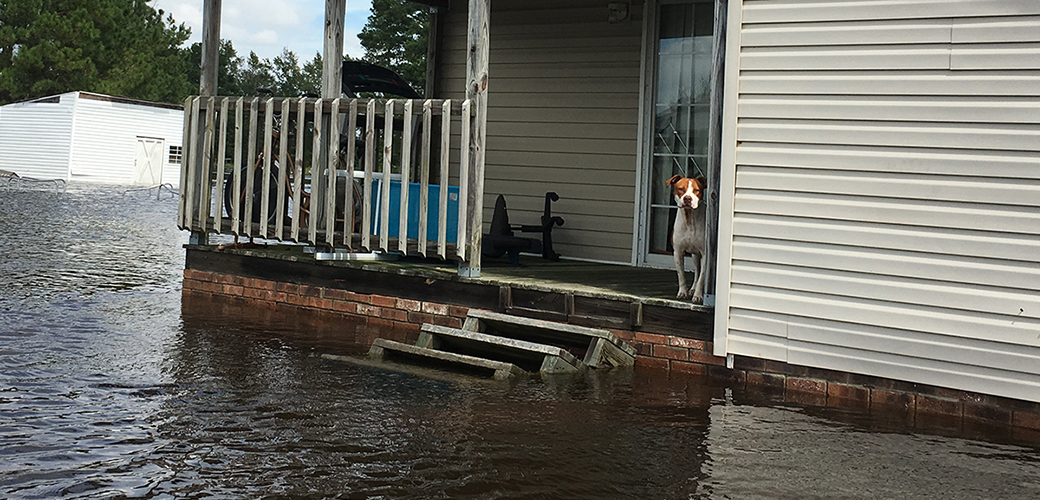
[2,184,1040,499]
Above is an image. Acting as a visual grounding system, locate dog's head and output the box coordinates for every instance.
[666,175,706,209]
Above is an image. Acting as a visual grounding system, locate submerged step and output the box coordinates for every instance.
[464,309,636,368]
[418,323,583,374]
[368,338,525,380]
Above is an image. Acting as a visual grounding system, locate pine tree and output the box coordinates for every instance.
[358,0,428,95]
[0,0,191,104]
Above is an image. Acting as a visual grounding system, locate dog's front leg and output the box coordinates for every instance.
[691,251,706,305]
[674,250,691,300]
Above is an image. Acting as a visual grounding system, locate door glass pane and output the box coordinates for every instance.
[648,1,714,255]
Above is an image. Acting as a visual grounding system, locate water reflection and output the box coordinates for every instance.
[2,185,1040,499]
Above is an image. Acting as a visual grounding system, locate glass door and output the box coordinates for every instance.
[641,0,715,267]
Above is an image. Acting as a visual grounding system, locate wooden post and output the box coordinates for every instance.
[425,6,442,98]
[322,0,345,99]
[315,0,345,236]
[190,0,221,245]
[458,0,490,278]
[704,0,728,307]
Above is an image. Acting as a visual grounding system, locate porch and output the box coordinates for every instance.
[183,244,714,341]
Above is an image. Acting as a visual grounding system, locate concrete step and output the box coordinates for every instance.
[417,323,583,374]
[368,338,525,380]
[463,309,636,368]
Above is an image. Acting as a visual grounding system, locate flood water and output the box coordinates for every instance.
[3,184,1040,499]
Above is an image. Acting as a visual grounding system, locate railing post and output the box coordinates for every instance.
[458,0,490,278]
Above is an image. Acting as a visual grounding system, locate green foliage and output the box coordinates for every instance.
[358,0,428,96]
[0,0,191,104]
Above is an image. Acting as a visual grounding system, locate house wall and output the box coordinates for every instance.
[69,93,184,185]
[715,1,1040,402]
[437,0,647,264]
[0,94,75,180]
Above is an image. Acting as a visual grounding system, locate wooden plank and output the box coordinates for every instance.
[325,97,341,246]
[244,97,259,238]
[291,97,306,242]
[213,98,229,233]
[380,99,394,252]
[309,98,323,244]
[275,97,290,239]
[438,99,452,259]
[462,0,490,274]
[232,98,244,234]
[343,99,358,248]
[178,96,193,229]
[260,98,274,238]
[468,309,635,356]
[368,338,524,380]
[322,0,345,99]
[362,99,376,250]
[421,323,582,372]
[457,100,471,262]
[199,96,215,231]
[419,99,432,256]
[183,97,201,230]
[199,0,220,95]
[398,100,414,255]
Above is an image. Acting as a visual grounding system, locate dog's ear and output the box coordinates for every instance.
[666,175,682,187]
[695,177,707,190]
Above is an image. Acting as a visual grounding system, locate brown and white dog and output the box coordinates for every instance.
[666,175,707,304]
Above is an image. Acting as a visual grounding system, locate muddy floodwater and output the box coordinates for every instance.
[3,184,1040,499]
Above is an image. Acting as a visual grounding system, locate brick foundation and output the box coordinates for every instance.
[183,269,1040,434]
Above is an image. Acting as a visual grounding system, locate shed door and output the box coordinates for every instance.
[133,137,164,186]
[639,0,716,269]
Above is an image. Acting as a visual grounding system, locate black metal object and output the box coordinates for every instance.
[341,61,421,99]
[482,192,564,264]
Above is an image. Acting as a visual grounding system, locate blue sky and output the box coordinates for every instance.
[151,0,374,62]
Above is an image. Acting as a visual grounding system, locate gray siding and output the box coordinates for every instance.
[715,1,1040,402]
[0,94,75,180]
[438,0,645,263]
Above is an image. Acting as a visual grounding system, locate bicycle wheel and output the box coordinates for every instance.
[223,162,282,226]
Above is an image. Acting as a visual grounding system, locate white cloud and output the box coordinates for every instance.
[152,0,370,61]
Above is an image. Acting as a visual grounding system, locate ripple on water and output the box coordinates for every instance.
[3,185,1040,499]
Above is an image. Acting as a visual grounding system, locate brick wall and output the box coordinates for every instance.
[182,269,468,340]
[183,268,1040,434]
[624,327,1040,434]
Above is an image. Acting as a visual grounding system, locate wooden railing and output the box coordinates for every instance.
[177,96,476,261]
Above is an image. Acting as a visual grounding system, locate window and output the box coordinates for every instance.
[168,145,183,164]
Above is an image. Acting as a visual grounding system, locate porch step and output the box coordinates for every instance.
[417,323,583,374]
[463,309,636,368]
[368,338,525,380]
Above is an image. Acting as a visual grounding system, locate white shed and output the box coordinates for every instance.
[714,1,1040,403]
[0,91,184,186]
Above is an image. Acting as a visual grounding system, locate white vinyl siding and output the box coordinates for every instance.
[437,0,645,263]
[70,95,184,185]
[0,92,183,186]
[715,1,1040,402]
[0,96,75,180]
